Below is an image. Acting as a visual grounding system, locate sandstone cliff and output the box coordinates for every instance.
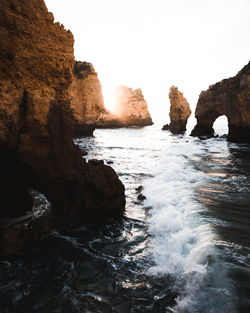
[70,61,107,136]
[0,0,125,225]
[70,69,153,132]
[191,62,250,142]
[162,86,191,133]
[110,86,153,127]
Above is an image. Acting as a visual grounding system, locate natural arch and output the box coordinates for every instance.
[191,109,222,138]
[191,61,250,143]
[213,115,228,136]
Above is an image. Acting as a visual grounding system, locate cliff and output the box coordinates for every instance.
[0,0,125,226]
[191,61,250,142]
[110,86,153,126]
[70,61,107,136]
[162,86,191,133]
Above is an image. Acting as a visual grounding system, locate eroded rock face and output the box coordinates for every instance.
[111,86,153,126]
[191,62,250,142]
[70,61,106,136]
[0,0,125,220]
[162,86,191,133]
[70,71,153,130]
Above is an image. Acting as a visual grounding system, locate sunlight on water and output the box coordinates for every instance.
[1,127,250,313]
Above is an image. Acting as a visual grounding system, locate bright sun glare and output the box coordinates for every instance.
[45,0,250,123]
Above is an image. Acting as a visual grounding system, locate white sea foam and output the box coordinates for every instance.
[144,137,237,313]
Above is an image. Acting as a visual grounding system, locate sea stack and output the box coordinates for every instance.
[111,86,153,126]
[191,61,250,143]
[0,0,125,221]
[162,86,191,133]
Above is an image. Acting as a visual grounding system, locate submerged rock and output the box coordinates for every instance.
[0,0,125,224]
[162,86,191,133]
[191,61,250,143]
[135,185,143,193]
[137,194,146,201]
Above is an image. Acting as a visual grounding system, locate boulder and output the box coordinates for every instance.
[191,61,250,142]
[162,86,191,133]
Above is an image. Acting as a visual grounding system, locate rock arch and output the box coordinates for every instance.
[213,115,229,136]
[191,61,250,143]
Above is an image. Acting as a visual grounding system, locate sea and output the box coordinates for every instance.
[0,117,250,313]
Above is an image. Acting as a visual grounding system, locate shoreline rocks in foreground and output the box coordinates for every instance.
[162,86,191,133]
[0,0,125,257]
[191,61,250,143]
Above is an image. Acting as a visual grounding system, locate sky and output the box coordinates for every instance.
[45,0,250,123]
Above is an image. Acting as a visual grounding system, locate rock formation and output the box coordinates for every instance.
[0,0,125,226]
[70,65,153,132]
[162,86,191,133]
[108,86,153,127]
[191,61,250,142]
[70,61,107,136]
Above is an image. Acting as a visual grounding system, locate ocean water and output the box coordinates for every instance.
[1,122,250,313]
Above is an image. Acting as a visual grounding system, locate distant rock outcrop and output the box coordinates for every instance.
[191,61,250,142]
[162,86,191,133]
[111,86,153,126]
[70,67,152,132]
[0,0,125,225]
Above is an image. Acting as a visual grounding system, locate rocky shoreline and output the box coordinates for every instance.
[0,0,249,259]
[0,0,125,257]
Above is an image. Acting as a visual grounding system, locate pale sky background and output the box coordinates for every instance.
[45,0,250,124]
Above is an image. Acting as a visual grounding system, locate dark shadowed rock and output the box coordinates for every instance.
[137,194,146,201]
[0,216,54,257]
[162,124,170,130]
[0,0,125,222]
[135,185,143,193]
[191,61,250,143]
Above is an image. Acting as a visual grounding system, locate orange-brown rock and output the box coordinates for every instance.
[111,86,153,126]
[0,0,125,222]
[70,68,153,131]
[162,86,191,133]
[191,61,250,142]
[70,61,106,136]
